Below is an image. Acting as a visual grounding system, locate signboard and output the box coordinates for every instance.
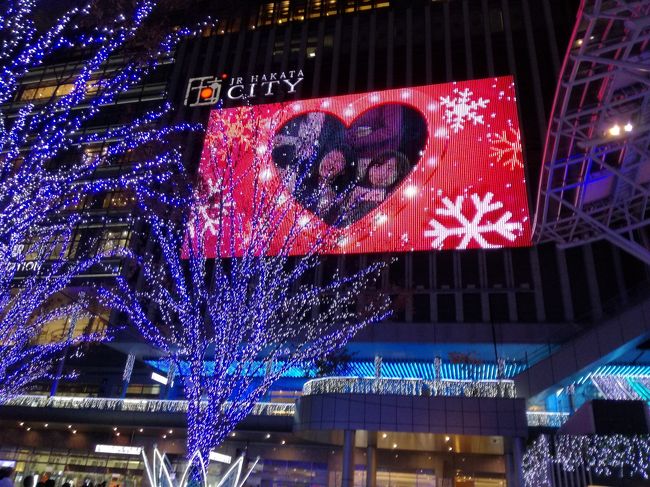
[185,70,305,107]
[209,451,233,464]
[196,76,531,255]
[95,445,142,455]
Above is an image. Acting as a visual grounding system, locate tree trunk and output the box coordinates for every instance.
[186,398,211,459]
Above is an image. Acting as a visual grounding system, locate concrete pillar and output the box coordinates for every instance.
[366,432,377,487]
[513,436,524,487]
[342,429,355,487]
[505,453,516,487]
[506,437,525,487]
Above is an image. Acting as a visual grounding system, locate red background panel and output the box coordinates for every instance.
[197,76,531,256]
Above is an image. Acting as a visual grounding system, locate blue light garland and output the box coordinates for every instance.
[100,103,392,464]
[0,0,207,401]
[0,225,109,403]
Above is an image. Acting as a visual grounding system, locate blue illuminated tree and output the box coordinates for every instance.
[0,225,109,402]
[0,0,202,399]
[0,0,199,250]
[101,106,392,463]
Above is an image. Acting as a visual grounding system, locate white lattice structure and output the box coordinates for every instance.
[534,0,650,263]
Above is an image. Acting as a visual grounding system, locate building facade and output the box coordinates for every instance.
[2,1,650,486]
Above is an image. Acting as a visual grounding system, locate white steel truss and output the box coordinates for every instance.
[534,0,650,263]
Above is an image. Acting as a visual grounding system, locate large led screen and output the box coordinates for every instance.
[198,76,531,255]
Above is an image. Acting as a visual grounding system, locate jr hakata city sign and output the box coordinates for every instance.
[185,70,305,106]
[196,77,532,255]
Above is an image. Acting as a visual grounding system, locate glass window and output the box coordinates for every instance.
[102,191,134,209]
[437,294,455,322]
[412,252,430,289]
[20,83,75,101]
[100,227,130,253]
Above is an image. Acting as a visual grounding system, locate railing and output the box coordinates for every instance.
[1,395,296,417]
[525,411,570,428]
[302,377,517,398]
[4,394,574,428]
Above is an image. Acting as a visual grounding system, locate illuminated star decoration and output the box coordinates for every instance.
[205,106,266,153]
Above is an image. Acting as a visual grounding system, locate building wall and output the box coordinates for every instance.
[169,0,649,336]
[8,1,646,336]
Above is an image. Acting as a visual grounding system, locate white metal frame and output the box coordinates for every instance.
[534,0,650,262]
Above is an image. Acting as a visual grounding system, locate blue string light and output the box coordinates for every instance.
[523,434,650,486]
[0,0,207,400]
[100,103,392,464]
[0,225,110,402]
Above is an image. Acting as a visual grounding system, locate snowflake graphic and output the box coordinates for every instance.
[211,108,259,152]
[424,192,523,249]
[489,128,523,170]
[189,177,235,238]
[196,205,218,237]
[439,88,490,133]
[191,203,230,238]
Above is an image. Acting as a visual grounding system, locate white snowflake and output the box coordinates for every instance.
[424,192,523,249]
[439,88,490,133]
[489,127,523,170]
[196,202,233,237]
[189,176,234,238]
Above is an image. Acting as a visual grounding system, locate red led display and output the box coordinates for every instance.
[197,76,531,256]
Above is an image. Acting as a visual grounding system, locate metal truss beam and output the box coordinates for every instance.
[534,0,650,264]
